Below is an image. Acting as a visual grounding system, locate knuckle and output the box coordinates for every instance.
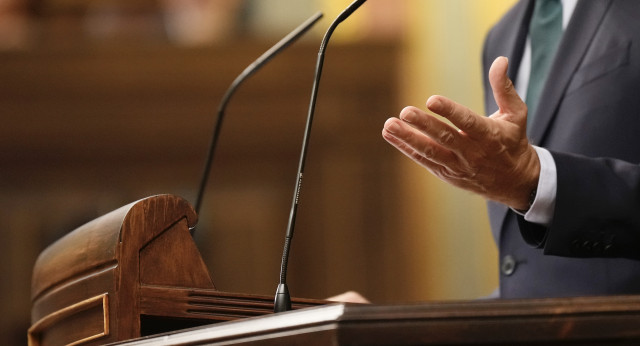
[432,166,449,180]
[486,126,501,140]
[504,77,515,93]
[461,112,477,129]
[421,144,435,158]
[438,130,455,146]
[440,169,454,180]
[486,140,503,153]
[410,151,423,162]
[411,151,431,167]
[441,166,462,181]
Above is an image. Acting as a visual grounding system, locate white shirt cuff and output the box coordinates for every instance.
[523,146,557,226]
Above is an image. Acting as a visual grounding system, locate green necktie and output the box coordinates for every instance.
[526,0,563,126]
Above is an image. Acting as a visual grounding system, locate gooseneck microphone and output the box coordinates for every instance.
[194,12,324,217]
[274,0,367,313]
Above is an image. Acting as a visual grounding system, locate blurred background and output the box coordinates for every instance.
[0,0,517,344]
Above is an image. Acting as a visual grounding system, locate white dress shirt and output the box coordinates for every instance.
[513,0,578,226]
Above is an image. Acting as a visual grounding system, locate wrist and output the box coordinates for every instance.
[510,145,541,210]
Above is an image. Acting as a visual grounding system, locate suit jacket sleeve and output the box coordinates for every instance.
[518,152,640,260]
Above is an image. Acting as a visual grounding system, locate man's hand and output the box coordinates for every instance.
[381,56,540,211]
[326,291,370,304]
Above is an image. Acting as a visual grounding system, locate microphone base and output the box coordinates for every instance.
[274,283,292,313]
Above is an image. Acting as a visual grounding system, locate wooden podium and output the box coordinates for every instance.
[117,296,640,345]
[29,194,640,345]
[28,195,322,346]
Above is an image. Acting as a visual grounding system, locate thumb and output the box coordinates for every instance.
[489,56,526,120]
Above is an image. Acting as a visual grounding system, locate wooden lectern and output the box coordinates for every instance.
[28,195,322,346]
[29,194,640,345]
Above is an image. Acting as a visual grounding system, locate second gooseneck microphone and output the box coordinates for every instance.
[194,12,324,217]
[274,0,368,313]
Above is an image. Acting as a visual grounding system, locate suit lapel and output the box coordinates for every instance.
[528,0,613,145]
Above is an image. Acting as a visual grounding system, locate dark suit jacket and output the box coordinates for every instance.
[483,0,640,298]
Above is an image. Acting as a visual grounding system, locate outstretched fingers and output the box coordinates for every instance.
[425,95,490,139]
[381,121,453,180]
[382,116,457,167]
[399,106,461,148]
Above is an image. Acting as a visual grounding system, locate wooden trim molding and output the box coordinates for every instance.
[28,293,110,346]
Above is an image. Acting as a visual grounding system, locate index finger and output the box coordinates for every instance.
[425,95,489,138]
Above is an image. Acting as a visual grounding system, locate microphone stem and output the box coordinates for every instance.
[276,0,367,313]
